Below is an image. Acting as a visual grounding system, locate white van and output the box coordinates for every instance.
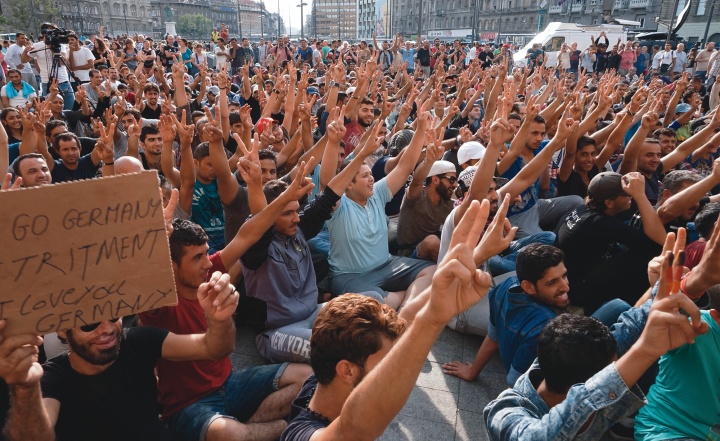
[513,22,627,68]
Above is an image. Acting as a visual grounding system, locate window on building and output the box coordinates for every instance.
[697,0,706,15]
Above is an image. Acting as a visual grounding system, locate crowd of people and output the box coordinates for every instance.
[1,21,720,440]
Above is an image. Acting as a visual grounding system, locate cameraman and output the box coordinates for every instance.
[20,22,75,110]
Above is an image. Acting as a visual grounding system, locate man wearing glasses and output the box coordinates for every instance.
[0,271,239,441]
[397,160,457,262]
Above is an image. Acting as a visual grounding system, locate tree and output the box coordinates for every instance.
[176,14,213,39]
[4,0,59,34]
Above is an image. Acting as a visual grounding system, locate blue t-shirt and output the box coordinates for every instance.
[501,141,548,217]
[51,154,100,183]
[191,179,225,254]
[328,178,392,275]
[296,47,313,63]
[400,48,416,67]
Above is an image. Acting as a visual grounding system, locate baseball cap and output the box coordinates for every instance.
[428,160,457,178]
[457,141,486,165]
[307,86,320,96]
[256,117,279,134]
[457,166,477,193]
[251,84,259,93]
[587,172,628,201]
[207,85,220,96]
[346,86,357,94]
[675,103,692,114]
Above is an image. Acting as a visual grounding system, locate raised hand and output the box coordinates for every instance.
[0,321,44,387]
[286,160,316,199]
[171,110,194,145]
[1,173,23,191]
[426,200,494,327]
[157,114,177,143]
[197,272,238,321]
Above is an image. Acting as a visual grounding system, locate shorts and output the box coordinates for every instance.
[168,363,288,441]
[329,255,433,299]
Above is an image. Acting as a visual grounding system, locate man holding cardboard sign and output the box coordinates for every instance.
[0,270,238,441]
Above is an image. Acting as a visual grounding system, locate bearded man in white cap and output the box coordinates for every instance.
[397,153,458,262]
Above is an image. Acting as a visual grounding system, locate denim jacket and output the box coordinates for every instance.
[483,291,654,440]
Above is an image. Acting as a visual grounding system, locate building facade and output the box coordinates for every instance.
[391,0,539,43]
[657,0,720,45]
[358,0,393,40]
[315,0,358,41]
[57,0,155,37]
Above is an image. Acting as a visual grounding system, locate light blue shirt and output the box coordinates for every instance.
[327,178,391,276]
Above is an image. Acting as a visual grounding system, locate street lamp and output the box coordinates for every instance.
[122,3,129,36]
[277,0,281,37]
[497,0,504,45]
[297,2,307,40]
[237,0,243,37]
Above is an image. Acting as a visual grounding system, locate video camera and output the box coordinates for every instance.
[41,27,70,54]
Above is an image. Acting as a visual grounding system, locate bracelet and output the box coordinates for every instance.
[272,89,280,94]
[104,161,115,166]
[219,87,227,90]
[455,136,461,147]
[627,110,636,117]
[680,272,705,300]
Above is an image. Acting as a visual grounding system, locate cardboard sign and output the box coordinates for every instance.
[0,172,177,336]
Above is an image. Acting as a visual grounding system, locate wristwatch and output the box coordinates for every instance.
[329,80,339,88]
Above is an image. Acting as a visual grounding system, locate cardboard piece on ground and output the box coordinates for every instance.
[0,171,177,336]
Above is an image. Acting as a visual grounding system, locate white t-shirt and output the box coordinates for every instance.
[214,46,229,68]
[0,84,37,108]
[312,49,322,66]
[5,44,34,74]
[69,46,95,82]
[28,42,70,83]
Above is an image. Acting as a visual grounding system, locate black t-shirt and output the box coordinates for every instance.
[41,326,171,441]
[51,154,100,183]
[0,379,8,439]
[555,205,660,308]
[478,50,493,69]
[645,163,664,206]
[556,165,600,198]
[161,44,177,67]
[280,374,329,441]
[417,48,431,67]
[141,104,163,120]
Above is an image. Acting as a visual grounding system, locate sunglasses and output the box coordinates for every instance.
[438,175,457,184]
[79,317,120,332]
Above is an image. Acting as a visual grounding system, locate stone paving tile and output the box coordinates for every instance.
[416,359,461,393]
[397,386,458,424]
[458,370,509,414]
[379,413,458,441]
[455,410,490,441]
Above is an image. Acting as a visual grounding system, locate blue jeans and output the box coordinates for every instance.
[591,299,632,327]
[488,232,556,276]
[168,363,288,441]
[42,81,75,110]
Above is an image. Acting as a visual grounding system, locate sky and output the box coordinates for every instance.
[264,0,313,35]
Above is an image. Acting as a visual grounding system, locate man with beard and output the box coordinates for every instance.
[137,83,163,120]
[619,109,720,205]
[396,147,457,261]
[341,97,374,155]
[444,244,571,386]
[497,113,584,239]
[1,271,239,441]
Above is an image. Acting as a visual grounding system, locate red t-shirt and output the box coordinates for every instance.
[138,252,230,418]
[684,240,707,270]
[342,118,365,156]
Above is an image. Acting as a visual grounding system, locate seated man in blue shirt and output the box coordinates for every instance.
[444,244,569,386]
[483,236,715,441]
[327,113,436,310]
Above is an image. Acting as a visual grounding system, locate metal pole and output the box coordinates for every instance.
[123,4,129,35]
[297,3,307,40]
[417,0,422,41]
[665,0,680,46]
[702,0,717,44]
[497,0,503,44]
[237,0,242,37]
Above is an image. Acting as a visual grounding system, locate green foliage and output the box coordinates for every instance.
[4,0,59,33]
[176,14,213,38]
